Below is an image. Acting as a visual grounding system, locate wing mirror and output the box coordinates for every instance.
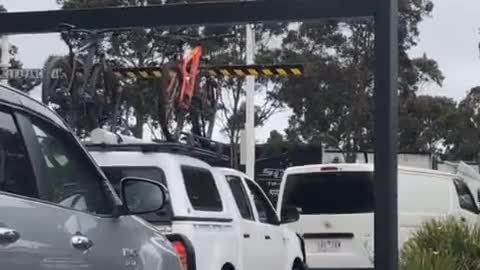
[120,177,168,215]
[281,206,300,224]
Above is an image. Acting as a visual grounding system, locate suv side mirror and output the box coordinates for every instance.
[281,206,300,224]
[120,177,167,215]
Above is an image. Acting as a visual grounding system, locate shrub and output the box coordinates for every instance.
[401,217,480,270]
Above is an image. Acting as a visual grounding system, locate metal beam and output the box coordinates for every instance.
[0,0,376,35]
[374,0,398,269]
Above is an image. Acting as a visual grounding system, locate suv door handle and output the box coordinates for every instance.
[0,228,20,245]
[243,234,250,239]
[71,234,93,250]
[265,235,271,240]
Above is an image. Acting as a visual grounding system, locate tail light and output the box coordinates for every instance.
[173,240,188,270]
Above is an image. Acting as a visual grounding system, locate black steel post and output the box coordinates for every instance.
[374,0,399,269]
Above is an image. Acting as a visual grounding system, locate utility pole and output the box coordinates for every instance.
[245,24,255,178]
[0,35,9,84]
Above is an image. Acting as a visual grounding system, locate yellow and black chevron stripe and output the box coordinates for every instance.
[112,64,304,80]
[206,64,303,77]
[112,67,164,80]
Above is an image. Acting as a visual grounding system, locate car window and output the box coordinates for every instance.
[245,179,279,225]
[181,166,222,212]
[29,118,113,215]
[101,166,172,223]
[281,172,374,214]
[226,175,254,220]
[0,110,38,198]
[454,179,479,214]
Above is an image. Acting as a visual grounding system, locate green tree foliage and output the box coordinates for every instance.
[399,95,458,154]
[445,87,480,161]
[264,130,290,156]
[275,0,443,161]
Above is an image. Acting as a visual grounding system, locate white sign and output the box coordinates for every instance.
[0,68,62,80]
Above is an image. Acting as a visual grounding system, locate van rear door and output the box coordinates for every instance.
[279,171,374,269]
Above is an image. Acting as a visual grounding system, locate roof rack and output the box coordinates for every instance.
[85,132,229,165]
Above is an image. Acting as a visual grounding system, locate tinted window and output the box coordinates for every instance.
[246,180,279,225]
[226,175,254,220]
[30,119,112,215]
[282,172,374,215]
[0,111,37,198]
[454,179,479,214]
[181,166,222,211]
[101,166,172,222]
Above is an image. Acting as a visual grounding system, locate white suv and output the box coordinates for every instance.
[87,129,306,270]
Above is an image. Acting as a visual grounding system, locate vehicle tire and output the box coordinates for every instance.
[189,78,219,140]
[158,62,184,142]
[221,263,235,270]
[90,65,121,132]
[42,55,81,128]
[292,259,304,270]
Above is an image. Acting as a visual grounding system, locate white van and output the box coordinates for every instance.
[276,163,480,269]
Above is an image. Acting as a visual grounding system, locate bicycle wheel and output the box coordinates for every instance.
[205,80,221,139]
[191,78,220,139]
[42,55,81,128]
[90,65,121,132]
[158,62,186,142]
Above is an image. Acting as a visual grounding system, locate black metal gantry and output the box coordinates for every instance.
[0,0,399,269]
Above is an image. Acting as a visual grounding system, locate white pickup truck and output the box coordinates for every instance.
[86,130,306,270]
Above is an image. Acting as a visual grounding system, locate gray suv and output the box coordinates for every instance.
[0,84,182,270]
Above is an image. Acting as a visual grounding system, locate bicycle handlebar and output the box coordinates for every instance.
[153,32,236,43]
[58,23,134,37]
[59,24,234,42]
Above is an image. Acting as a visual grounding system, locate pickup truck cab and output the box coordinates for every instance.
[87,130,306,270]
[0,84,182,270]
[215,167,306,270]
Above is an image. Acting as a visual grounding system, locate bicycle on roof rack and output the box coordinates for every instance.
[42,23,131,135]
[146,32,234,142]
[43,24,304,142]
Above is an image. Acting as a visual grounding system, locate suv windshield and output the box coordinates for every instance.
[281,171,374,215]
[101,166,173,223]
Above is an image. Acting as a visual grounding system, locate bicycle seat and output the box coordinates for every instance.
[58,23,76,32]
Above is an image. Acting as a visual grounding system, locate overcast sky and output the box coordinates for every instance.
[3,0,480,142]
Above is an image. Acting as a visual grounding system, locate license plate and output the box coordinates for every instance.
[306,239,342,253]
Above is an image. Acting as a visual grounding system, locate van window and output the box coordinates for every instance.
[101,166,173,223]
[181,166,223,212]
[0,110,38,198]
[454,179,479,214]
[226,175,254,220]
[281,172,374,214]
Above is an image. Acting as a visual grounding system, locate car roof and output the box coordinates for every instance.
[215,167,250,179]
[0,84,68,129]
[284,163,456,178]
[89,149,212,168]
